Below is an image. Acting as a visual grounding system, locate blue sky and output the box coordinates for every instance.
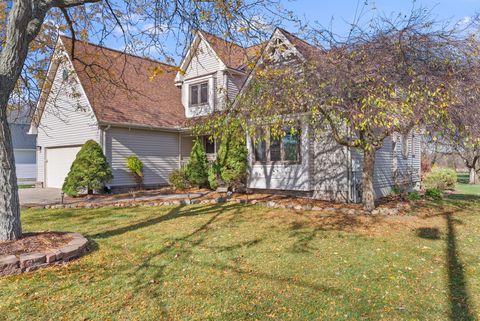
[96,0,480,63]
[285,0,478,31]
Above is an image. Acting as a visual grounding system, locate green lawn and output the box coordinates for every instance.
[1,199,480,320]
[457,173,480,196]
[18,184,34,189]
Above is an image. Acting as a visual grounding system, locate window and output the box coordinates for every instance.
[190,82,209,106]
[283,129,300,162]
[270,137,281,161]
[253,126,301,164]
[254,129,267,162]
[205,138,215,154]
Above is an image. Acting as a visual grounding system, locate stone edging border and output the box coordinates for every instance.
[0,232,88,277]
[25,196,412,216]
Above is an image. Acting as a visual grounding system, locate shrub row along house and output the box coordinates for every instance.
[30,28,421,201]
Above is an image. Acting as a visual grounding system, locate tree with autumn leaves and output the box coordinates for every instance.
[229,10,479,211]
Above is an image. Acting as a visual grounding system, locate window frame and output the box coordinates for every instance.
[189,81,209,107]
[252,126,302,165]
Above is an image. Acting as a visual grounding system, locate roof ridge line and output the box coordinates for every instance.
[59,35,178,69]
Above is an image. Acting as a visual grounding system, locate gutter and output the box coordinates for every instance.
[98,121,190,133]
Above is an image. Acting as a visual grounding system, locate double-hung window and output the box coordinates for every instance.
[190,82,209,106]
[253,126,301,164]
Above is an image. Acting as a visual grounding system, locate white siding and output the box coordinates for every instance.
[226,74,245,106]
[311,127,349,202]
[393,131,421,189]
[181,39,225,117]
[36,60,100,184]
[351,132,422,201]
[184,40,221,79]
[105,127,180,187]
[180,135,194,166]
[247,120,311,191]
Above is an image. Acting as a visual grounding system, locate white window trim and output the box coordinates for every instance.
[185,75,215,110]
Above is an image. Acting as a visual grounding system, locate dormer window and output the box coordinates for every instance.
[190,82,209,106]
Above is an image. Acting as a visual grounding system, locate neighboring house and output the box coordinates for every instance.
[8,110,37,184]
[31,29,420,202]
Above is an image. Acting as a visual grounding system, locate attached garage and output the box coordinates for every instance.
[45,146,81,188]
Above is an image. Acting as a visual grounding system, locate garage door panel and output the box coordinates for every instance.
[46,146,81,188]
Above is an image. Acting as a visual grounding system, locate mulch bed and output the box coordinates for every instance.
[0,232,73,257]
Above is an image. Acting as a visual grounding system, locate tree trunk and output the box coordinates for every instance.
[0,105,21,241]
[362,148,376,211]
[469,167,478,185]
[0,0,47,240]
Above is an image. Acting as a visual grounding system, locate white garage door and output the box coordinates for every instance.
[46,146,81,188]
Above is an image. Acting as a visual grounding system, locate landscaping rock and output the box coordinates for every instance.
[0,255,20,275]
[302,204,313,211]
[19,252,46,269]
[44,251,57,264]
[60,245,82,261]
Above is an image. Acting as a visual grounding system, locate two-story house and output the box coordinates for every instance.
[31,29,421,201]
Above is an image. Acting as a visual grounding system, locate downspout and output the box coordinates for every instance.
[178,132,182,169]
[102,124,111,190]
[347,145,351,204]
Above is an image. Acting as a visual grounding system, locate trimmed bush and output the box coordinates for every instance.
[425,188,443,200]
[126,155,144,186]
[169,168,189,190]
[208,163,220,190]
[423,167,457,191]
[185,139,209,187]
[208,132,247,190]
[62,140,113,197]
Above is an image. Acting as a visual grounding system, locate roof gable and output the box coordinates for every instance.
[36,36,186,130]
[176,30,265,83]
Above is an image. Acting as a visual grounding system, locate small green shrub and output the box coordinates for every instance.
[208,132,247,190]
[407,191,421,201]
[126,155,143,186]
[425,188,443,200]
[185,139,209,187]
[169,168,189,190]
[208,163,220,190]
[62,140,113,197]
[423,167,457,191]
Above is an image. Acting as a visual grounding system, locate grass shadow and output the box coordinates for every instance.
[444,212,476,321]
[416,227,441,240]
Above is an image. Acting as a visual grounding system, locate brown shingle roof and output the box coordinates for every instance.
[200,31,265,70]
[60,36,185,129]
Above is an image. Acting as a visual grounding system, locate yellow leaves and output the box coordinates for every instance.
[148,65,165,80]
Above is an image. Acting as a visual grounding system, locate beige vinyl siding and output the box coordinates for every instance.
[105,127,180,187]
[36,60,100,184]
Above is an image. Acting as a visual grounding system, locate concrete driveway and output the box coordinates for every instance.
[19,188,62,205]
